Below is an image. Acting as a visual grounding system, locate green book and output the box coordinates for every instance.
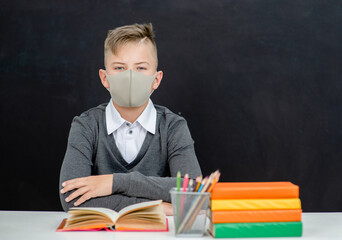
[208,221,302,238]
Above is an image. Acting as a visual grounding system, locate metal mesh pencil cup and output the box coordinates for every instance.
[170,187,211,237]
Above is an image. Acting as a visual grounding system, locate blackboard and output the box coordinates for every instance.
[1,0,341,211]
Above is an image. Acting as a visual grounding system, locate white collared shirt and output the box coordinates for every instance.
[105,99,156,163]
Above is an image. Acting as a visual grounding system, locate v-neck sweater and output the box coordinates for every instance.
[59,103,202,212]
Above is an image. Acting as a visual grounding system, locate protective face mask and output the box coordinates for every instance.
[105,70,157,107]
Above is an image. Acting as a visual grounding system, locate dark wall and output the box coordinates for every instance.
[1,0,341,211]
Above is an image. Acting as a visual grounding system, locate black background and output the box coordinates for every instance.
[1,0,341,212]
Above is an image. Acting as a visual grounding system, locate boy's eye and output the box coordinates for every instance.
[114,67,124,70]
[137,67,147,70]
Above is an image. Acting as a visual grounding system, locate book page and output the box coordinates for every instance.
[118,205,165,222]
[117,200,162,219]
[116,203,166,230]
[69,207,119,223]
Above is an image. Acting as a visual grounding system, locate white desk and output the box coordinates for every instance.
[0,211,341,239]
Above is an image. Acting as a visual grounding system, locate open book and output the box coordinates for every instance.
[57,199,168,232]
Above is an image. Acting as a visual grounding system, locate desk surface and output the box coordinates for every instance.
[0,211,341,239]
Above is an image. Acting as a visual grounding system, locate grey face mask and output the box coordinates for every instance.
[105,70,157,107]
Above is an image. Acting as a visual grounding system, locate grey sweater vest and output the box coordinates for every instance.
[59,103,201,211]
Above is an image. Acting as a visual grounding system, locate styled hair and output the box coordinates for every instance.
[104,23,158,68]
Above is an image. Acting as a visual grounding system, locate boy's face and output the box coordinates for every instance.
[99,40,163,96]
[105,41,157,76]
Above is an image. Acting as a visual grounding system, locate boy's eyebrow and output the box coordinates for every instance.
[134,62,150,65]
[110,61,150,65]
[111,62,126,65]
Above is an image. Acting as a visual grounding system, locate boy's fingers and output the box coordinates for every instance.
[61,183,77,194]
[74,193,92,206]
[161,202,173,216]
[65,187,88,202]
[61,177,88,193]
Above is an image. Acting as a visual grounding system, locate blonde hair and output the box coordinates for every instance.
[104,23,158,68]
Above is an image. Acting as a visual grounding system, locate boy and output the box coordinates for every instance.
[59,23,201,215]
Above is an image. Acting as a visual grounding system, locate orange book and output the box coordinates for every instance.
[209,209,302,223]
[211,182,299,199]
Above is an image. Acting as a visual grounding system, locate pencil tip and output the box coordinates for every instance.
[215,173,221,181]
[196,175,202,182]
[189,179,193,185]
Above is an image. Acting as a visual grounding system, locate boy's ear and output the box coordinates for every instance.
[152,71,163,90]
[99,69,110,89]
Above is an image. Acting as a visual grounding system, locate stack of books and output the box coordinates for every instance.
[208,182,303,238]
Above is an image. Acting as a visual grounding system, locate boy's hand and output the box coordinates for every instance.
[162,202,173,216]
[60,174,113,206]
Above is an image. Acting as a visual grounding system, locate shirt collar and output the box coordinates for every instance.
[136,99,156,134]
[105,100,125,135]
[105,99,156,135]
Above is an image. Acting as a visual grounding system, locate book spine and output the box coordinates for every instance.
[212,221,302,238]
[211,198,301,211]
[209,209,302,223]
[211,186,299,199]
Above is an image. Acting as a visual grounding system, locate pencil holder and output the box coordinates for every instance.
[170,188,211,237]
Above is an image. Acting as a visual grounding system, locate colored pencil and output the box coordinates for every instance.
[194,175,202,192]
[179,174,189,223]
[176,171,181,228]
[188,179,194,192]
[197,177,208,192]
[182,174,189,192]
